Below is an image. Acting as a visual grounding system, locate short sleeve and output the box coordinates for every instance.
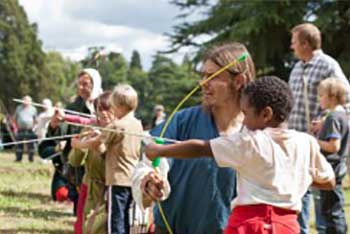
[33,107,38,117]
[322,114,342,140]
[14,106,20,118]
[210,132,258,169]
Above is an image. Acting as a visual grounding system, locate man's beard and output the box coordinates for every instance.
[201,98,213,115]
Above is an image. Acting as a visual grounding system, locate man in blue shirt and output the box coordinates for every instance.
[132,42,256,234]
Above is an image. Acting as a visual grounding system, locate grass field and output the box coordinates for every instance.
[0,151,74,234]
[0,150,349,234]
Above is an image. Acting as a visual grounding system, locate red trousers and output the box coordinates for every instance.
[224,204,299,234]
[74,183,88,234]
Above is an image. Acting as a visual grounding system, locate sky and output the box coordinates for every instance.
[18,0,194,70]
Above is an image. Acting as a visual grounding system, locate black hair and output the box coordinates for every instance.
[242,76,293,123]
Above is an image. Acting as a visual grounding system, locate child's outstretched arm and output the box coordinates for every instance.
[71,130,103,151]
[145,139,213,161]
[317,138,340,153]
[312,179,335,190]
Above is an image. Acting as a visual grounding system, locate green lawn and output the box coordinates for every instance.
[0,151,74,234]
[0,150,349,234]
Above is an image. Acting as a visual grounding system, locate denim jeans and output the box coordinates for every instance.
[313,189,326,234]
[298,189,327,234]
[320,183,347,234]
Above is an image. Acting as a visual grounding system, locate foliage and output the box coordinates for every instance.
[0,0,47,109]
[99,52,128,90]
[127,51,149,122]
[44,51,82,103]
[82,47,129,90]
[168,0,350,79]
[129,50,142,70]
[313,1,350,75]
[0,0,82,111]
[141,53,200,126]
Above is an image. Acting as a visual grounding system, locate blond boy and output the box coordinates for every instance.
[95,84,143,234]
[314,78,349,234]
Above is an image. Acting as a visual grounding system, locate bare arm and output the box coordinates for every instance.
[145,139,213,161]
[312,178,336,191]
[77,135,103,151]
[317,138,340,154]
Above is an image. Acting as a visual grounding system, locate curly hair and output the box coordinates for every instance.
[242,76,293,123]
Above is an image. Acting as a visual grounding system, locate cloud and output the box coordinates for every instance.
[62,0,181,34]
[18,0,183,69]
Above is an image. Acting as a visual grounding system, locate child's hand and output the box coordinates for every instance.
[71,137,82,149]
[310,119,323,135]
[85,134,103,149]
[145,143,160,161]
[88,129,101,138]
[72,131,102,150]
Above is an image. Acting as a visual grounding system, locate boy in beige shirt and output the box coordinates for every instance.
[90,84,143,234]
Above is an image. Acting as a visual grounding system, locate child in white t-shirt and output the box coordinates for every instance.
[145,76,335,234]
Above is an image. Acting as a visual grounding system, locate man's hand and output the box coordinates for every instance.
[141,171,165,201]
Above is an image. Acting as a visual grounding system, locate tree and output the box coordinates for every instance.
[314,1,350,75]
[126,51,149,121]
[81,46,106,68]
[44,51,82,103]
[129,50,142,70]
[87,51,128,90]
[0,0,48,109]
[143,53,200,126]
[168,0,350,79]
[81,47,129,90]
